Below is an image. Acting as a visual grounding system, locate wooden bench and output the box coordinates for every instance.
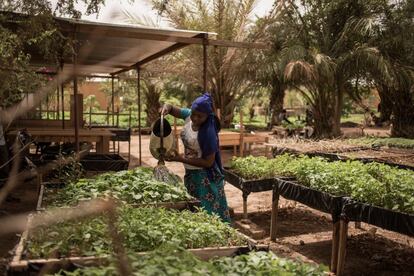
[173,128,269,156]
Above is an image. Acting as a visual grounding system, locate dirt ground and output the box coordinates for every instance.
[1,128,412,275]
[0,178,38,274]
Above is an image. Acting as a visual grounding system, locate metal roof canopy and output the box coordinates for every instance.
[54,17,214,76]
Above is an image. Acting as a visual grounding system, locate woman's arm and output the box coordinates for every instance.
[161,104,183,119]
[166,152,215,168]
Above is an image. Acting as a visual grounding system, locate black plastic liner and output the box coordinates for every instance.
[110,128,131,142]
[277,179,344,223]
[341,198,414,237]
[80,154,129,171]
[223,168,278,193]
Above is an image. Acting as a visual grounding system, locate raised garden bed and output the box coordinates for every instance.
[230,154,414,274]
[272,144,414,171]
[36,182,200,212]
[9,207,260,274]
[9,243,328,276]
[36,167,195,210]
[342,197,414,237]
[332,198,414,275]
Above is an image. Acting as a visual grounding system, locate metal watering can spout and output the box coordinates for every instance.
[149,114,175,164]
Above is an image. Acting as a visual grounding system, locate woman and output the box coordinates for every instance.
[161,93,231,223]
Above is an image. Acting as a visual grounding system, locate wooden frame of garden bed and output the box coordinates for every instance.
[36,182,201,212]
[334,198,414,276]
[223,168,281,240]
[8,215,265,275]
[273,178,345,274]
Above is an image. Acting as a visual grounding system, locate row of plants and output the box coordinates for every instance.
[27,206,245,259]
[347,137,414,149]
[230,155,414,214]
[43,167,192,208]
[51,245,327,276]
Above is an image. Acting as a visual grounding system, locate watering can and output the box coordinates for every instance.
[149,114,176,164]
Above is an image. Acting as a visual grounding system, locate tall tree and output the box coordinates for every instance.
[373,1,414,137]
[266,0,391,138]
[152,0,262,127]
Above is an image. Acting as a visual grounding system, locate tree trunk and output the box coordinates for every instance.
[377,84,393,123]
[269,78,285,126]
[391,89,414,138]
[313,88,342,138]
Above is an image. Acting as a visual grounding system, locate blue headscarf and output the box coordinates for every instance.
[191,93,223,178]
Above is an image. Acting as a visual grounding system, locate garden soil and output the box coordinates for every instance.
[0,132,412,276]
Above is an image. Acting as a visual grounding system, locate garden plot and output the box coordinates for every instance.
[229,154,414,274]
[9,206,259,274]
[48,246,328,276]
[36,167,199,211]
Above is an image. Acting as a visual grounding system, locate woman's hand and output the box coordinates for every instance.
[165,153,184,163]
[160,104,172,116]
[164,149,183,162]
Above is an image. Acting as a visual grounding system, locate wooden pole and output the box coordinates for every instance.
[336,220,349,276]
[73,67,80,154]
[89,106,92,129]
[331,221,340,273]
[60,63,65,129]
[116,107,120,127]
[111,75,115,126]
[106,107,110,125]
[240,110,244,157]
[39,97,42,119]
[137,66,142,166]
[242,192,249,220]
[46,92,49,120]
[270,184,280,241]
[128,108,132,129]
[203,35,208,91]
[56,78,60,120]
[174,117,179,154]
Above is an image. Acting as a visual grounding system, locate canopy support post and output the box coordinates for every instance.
[111,75,115,126]
[137,66,142,166]
[203,34,208,91]
[60,62,65,129]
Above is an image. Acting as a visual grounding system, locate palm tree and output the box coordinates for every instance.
[267,0,392,138]
[151,0,263,127]
[370,1,414,137]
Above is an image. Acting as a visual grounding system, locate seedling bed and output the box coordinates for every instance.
[8,216,264,275]
[36,182,200,212]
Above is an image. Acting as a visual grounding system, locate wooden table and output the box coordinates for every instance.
[7,128,114,154]
[174,128,269,156]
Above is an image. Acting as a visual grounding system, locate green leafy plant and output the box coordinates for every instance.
[230,155,414,213]
[348,137,414,149]
[27,207,245,259]
[52,244,328,275]
[49,156,84,183]
[43,167,192,207]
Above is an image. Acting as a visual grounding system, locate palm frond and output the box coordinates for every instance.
[284,60,317,84]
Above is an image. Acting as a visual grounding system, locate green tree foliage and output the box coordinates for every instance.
[0,0,105,113]
[152,0,262,127]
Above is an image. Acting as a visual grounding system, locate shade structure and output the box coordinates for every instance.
[47,17,213,75]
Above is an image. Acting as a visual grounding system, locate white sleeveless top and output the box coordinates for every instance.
[181,117,202,170]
